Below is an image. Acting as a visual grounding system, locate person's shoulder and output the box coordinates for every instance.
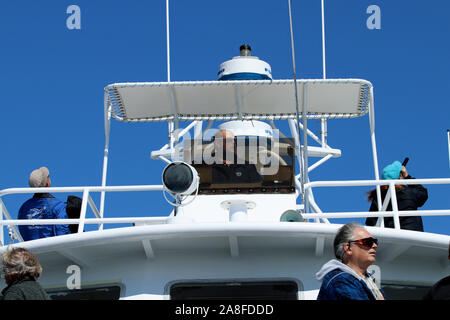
[430,275,450,291]
[46,195,66,207]
[331,271,360,285]
[2,291,24,300]
[3,280,50,300]
[2,284,25,300]
[322,268,342,279]
[18,198,40,216]
[19,196,38,207]
[423,275,450,300]
[323,268,352,281]
[320,269,366,300]
[323,269,362,291]
[43,196,67,217]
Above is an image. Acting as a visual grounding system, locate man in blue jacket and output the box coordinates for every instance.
[316,222,385,300]
[18,167,70,241]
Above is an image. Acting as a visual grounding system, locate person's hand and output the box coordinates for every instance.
[400,166,408,178]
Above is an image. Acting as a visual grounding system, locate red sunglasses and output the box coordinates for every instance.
[349,237,378,249]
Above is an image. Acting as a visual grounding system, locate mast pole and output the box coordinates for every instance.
[320,0,328,148]
[447,129,450,169]
[166,0,175,153]
[166,0,171,83]
[288,0,309,213]
[321,0,326,79]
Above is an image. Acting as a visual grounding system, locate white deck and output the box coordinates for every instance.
[1,222,447,299]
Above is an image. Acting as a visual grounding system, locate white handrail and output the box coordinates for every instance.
[0,185,165,244]
[389,181,401,229]
[304,178,450,229]
[0,198,24,242]
[0,185,164,197]
[305,178,450,188]
[302,210,450,219]
[0,217,169,226]
[1,179,449,245]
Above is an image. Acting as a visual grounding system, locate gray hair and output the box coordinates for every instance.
[334,222,364,261]
[1,247,42,280]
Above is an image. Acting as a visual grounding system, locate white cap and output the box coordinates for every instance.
[29,167,49,187]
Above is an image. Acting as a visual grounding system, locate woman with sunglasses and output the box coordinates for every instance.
[365,161,428,232]
[316,222,385,300]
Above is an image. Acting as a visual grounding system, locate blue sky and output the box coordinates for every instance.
[1,0,449,238]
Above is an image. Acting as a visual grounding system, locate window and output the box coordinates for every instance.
[184,137,295,195]
[381,283,431,300]
[46,285,121,300]
[170,280,298,300]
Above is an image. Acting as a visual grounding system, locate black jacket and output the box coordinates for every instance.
[1,278,51,300]
[366,176,428,231]
[423,275,450,300]
[211,163,262,184]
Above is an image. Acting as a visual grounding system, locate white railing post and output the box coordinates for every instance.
[389,182,401,229]
[0,198,24,244]
[376,187,391,228]
[100,93,112,220]
[368,85,383,228]
[0,199,4,246]
[77,189,89,233]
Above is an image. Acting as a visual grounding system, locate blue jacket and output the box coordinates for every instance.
[18,193,70,241]
[316,259,384,300]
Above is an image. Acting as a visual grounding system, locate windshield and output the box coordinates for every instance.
[183,136,295,195]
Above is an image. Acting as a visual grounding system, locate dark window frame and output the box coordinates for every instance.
[168,279,300,300]
[45,284,123,300]
[381,282,432,300]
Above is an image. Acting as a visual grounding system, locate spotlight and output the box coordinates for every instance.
[162,162,199,196]
[280,210,304,222]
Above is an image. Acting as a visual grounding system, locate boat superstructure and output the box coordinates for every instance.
[1,4,449,301]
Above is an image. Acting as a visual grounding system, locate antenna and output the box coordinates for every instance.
[166,0,171,82]
[447,129,450,169]
[321,0,326,79]
[165,0,178,157]
[287,0,309,213]
[320,0,328,149]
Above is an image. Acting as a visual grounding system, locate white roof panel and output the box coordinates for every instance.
[105,79,372,122]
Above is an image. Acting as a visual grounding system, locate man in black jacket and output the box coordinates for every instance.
[210,130,262,184]
[423,244,450,300]
[366,161,428,231]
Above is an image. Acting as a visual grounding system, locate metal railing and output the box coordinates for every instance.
[0,185,167,245]
[303,178,450,229]
[1,178,449,245]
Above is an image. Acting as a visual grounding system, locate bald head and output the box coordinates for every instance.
[216,129,234,140]
[214,130,236,164]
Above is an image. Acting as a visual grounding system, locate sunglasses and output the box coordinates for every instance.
[349,237,378,249]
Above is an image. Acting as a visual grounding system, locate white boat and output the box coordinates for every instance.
[1,2,449,301]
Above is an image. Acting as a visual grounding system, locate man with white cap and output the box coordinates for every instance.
[17,167,70,241]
